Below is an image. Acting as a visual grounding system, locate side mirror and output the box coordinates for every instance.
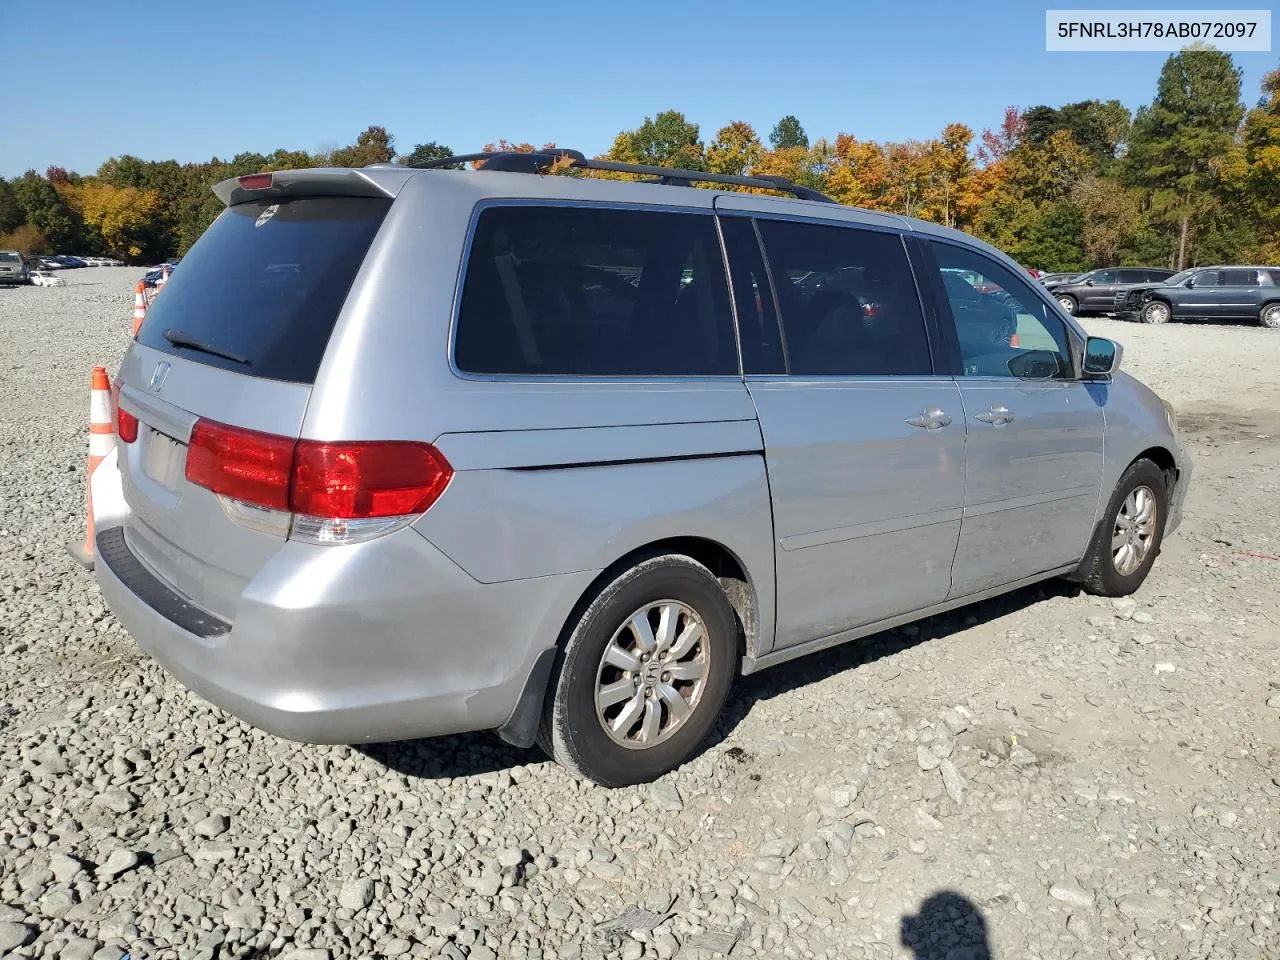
[1083,278,1095,286]
[1184,278,1195,288]
[1083,336,1122,377]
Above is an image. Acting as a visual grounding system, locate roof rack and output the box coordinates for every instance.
[409,149,836,203]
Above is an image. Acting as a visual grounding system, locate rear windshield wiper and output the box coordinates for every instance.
[162,328,249,365]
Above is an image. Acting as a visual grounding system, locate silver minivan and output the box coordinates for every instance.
[91,151,1191,786]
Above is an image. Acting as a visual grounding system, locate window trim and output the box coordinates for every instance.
[923,237,1086,382]
[447,198,744,383]
[740,213,943,381]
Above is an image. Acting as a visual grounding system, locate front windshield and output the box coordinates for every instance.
[1162,269,1194,285]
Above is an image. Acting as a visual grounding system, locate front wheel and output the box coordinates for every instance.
[539,554,738,786]
[1057,295,1077,315]
[1079,459,1168,597]
[1141,300,1171,324]
[1260,303,1280,329]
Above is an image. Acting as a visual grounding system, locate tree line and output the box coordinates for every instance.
[0,48,1275,271]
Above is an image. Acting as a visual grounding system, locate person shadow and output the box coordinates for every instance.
[900,891,993,960]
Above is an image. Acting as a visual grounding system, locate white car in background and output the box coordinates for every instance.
[29,270,66,287]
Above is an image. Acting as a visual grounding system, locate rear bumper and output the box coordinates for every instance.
[91,456,593,744]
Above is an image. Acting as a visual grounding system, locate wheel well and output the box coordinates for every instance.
[1136,445,1177,492]
[572,537,758,660]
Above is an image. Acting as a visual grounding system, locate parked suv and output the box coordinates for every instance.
[1114,266,1280,327]
[1046,267,1177,316]
[0,250,27,286]
[89,152,1191,786]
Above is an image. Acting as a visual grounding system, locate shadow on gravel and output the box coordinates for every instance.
[901,891,993,960]
[363,579,1078,782]
[357,733,538,780]
[709,578,1081,748]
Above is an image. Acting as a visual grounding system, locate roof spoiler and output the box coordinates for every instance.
[212,167,419,207]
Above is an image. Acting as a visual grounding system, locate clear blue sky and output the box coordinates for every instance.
[3,0,1275,178]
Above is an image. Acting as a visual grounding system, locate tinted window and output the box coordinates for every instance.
[1092,270,1117,284]
[931,241,1073,380]
[1147,269,1175,282]
[455,206,735,376]
[755,220,931,376]
[720,217,785,375]
[136,197,390,383]
[1116,269,1144,283]
[1268,270,1280,285]
[1191,270,1223,287]
[1222,269,1258,285]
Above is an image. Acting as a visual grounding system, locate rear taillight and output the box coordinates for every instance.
[186,419,294,511]
[238,173,273,190]
[110,375,138,442]
[117,408,138,444]
[183,419,453,544]
[291,441,453,519]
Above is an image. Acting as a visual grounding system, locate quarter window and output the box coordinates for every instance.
[931,242,1074,380]
[454,205,736,376]
[1221,269,1258,285]
[755,219,932,376]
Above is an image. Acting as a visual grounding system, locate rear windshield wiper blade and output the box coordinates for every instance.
[162,328,249,365]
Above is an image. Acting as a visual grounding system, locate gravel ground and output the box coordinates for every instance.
[1,268,1278,960]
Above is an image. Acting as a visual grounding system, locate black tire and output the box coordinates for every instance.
[1141,300,1171,325]
[538,553,738,786]
[1079,459,1168,597]
[1260,302,1280,329]
[1056,294,1078,316]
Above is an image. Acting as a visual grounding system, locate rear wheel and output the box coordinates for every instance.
[1141,300,1171,324]
[1260,303,1280,329]
[1079,459,1168,597]
[1057,294,1077,315]
[539,554,738,786]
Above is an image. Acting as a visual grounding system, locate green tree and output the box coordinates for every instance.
[606,110,705,170]
[1125,47,1245,269]
[399,142,455,166]
[0,178,23,234]
[329,126,395,167]
[11,171,84,252]
[769,115,809,150]
[1023,100,1130,162]
[706,121,763,176]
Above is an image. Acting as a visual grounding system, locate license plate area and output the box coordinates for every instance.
[142,427,186,491]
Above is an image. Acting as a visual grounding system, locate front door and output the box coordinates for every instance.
[925,240,1106,597]
[716,208,965,648]
[1080,270,1120,311]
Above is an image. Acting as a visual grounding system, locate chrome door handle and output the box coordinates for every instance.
[906,407,952,430]
[976,404,1015,426]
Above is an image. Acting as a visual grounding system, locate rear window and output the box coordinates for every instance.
[136,196,391,383]
[454,205,736,376]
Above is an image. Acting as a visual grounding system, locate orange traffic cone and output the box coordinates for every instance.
[130,281,147,336]
[66,367,115,569]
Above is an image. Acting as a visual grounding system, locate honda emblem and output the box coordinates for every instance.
[149,361,171,392]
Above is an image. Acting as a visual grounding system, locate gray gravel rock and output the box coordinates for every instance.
[194,813,230,838]
[1049,882,1094,909]
[649,781,683,812]
[338,878,376,910]
[0,921,35,952]
[939,758,966,804]
[916,744,941,771]
[96,848,138,879]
